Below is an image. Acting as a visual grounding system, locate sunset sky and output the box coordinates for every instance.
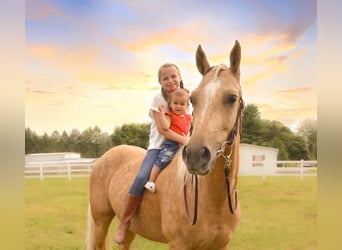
[25,0,317,135]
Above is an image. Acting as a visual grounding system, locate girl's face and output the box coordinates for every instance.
[169,95,188,115]
[159,66,181,93]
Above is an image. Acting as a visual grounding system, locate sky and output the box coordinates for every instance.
[25,0,317,135]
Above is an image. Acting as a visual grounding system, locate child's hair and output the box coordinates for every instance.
[158,63,184,89]
[169,88,190,104]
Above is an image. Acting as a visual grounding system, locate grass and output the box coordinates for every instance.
[25,176,316,249]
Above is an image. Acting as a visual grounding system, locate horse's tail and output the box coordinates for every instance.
[84,204,95,250]
[84,204,112,250]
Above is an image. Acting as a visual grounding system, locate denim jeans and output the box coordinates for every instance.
[128,149,160,196]
[154,139,179,171]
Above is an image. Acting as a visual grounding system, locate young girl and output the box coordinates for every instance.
[144,88,191,193]
[114,63,189,245]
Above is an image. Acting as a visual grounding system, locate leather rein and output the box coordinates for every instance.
[183,98,244,225]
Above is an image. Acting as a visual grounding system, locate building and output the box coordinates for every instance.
[239,143,279,176]
[25,152,81,164]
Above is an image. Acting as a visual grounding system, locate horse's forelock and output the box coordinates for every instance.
[212,64,229,80]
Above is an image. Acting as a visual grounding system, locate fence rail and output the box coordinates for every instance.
[25,159,97,180]
[25,159,317,180]
[275,160,317,180]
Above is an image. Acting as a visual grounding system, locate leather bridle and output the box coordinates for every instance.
[183,97,244,225]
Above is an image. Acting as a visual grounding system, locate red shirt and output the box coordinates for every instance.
[166,112,192,135]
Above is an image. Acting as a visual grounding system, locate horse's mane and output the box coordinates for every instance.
[176,146,192,186]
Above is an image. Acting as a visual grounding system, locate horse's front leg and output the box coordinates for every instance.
[167,237,194,250]
[117,230,135,250]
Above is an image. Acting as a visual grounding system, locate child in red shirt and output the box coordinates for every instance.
[144,88,191,193]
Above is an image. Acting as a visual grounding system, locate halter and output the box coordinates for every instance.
[184,96,244,225]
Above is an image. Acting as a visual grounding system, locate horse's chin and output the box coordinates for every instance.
[185,159,215,176]
[187,167,210,176]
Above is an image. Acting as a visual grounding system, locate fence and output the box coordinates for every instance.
[25,159,97,180]
[25,159,317,180]
[275,160,317,180]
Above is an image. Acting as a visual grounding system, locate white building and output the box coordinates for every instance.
[239,143,279,176]
[25,152,81,164]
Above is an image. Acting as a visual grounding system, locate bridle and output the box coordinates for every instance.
[183,90,244,225]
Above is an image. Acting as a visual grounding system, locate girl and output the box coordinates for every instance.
[144,88,191,193]
[114,63,189,244]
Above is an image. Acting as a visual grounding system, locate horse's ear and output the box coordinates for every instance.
[229,40,241,78]
[196,44,211,75]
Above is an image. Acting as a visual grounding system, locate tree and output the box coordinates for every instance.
[69,129,82,153]
[25,128,39,154]
[79,126,112,158]
[296,118,317,160]
[241,104,263,144]
[241,104,309,160]
[269,137,289,160]
[112,123,150,148]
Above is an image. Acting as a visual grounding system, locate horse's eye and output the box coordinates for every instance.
[224,95,238,105]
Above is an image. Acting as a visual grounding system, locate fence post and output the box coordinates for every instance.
[67,162,71,180]
[39,163,43,181]
[300,159,304,181]
[262,163,266,180]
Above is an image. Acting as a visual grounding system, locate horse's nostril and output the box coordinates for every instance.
[199,147,210,162]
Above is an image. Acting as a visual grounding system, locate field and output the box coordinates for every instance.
[25,176,317,249]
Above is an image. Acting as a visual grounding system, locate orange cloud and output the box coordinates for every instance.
[113,23,203,52]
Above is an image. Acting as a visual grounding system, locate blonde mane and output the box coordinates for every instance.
[176,146,192,186]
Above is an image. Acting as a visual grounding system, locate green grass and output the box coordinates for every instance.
[25,176,317,249]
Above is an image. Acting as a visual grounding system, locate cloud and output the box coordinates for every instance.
[113,23,202,52]
[257,87,316,117]
[26,43,154,90]
[26,0,63,21]
[245,0,316,43]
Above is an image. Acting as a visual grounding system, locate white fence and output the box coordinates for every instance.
[25,159,97,180]
[24,159,317,180]
[275,160,317,180]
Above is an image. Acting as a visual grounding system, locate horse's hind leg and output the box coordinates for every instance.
[93,213,114,250]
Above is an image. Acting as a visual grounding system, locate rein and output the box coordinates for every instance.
[183,98,244,225]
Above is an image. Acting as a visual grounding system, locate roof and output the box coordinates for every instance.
[240,143,279,153]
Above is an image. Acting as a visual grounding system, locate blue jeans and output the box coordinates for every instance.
[154,139,179,171]
[128,149,160,196]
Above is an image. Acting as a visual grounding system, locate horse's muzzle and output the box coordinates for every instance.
[182,145,211,175]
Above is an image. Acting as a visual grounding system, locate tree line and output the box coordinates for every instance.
[25,104,317,160]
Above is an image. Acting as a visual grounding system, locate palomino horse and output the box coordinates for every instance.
[85,40,244,250]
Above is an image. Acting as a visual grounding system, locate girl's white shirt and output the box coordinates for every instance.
[147,92,169,150]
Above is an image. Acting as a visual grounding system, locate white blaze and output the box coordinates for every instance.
[198,79,221,123]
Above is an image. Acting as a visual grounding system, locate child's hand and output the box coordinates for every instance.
[158,104,166,112]
[180,134,190,145]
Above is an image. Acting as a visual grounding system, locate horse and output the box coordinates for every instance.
[85,40,244,250]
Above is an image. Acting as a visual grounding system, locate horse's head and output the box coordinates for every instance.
[182,41,243,175]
